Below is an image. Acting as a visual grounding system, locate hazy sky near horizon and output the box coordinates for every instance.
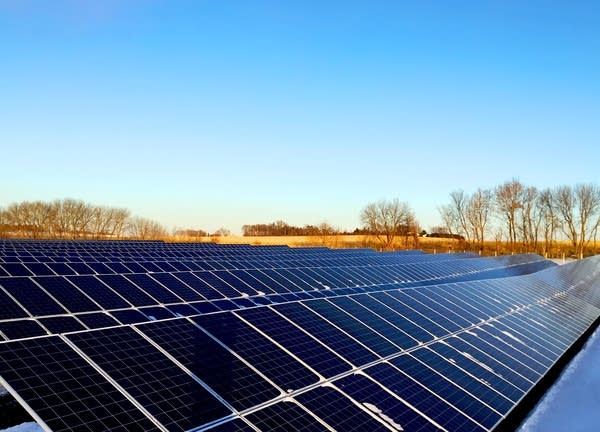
[1,1,599,234]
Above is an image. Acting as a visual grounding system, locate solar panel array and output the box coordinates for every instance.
[0,239,598,432]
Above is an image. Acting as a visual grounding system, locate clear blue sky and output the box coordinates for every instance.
[1,1,599,234]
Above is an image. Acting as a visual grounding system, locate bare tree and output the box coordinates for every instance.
[519,186,539,251]
[466,188,493,249]
[495,179,524,252]
[212,227,231,237]
[553,184,600,258]
[360,199,417,250]
[127,216,167,240]
[537,188,559,257]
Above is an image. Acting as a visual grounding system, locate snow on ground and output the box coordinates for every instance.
[0,423,42,432]
[519,325,600,432]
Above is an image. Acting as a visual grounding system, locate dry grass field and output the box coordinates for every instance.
[169,234,599,258]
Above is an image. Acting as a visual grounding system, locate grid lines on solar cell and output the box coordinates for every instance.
[244,400,329,432]
[66,326,231,431]
[236,307,351,378]
[136,318,281,410]
[192,312,320,392]
[295,385,391,431]
[0,336,161,432]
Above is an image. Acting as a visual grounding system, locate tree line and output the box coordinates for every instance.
[438,180,600,258]
[0,199,168,240]
[242,221,339,237]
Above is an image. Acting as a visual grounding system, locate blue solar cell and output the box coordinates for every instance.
[66,262,96,275]
[110,309,150,324]
[295,385,391,431]
[236,307,351,378]
[167,304,201,317]
[427,341,525,404]
[245,400,328,432]
[67,275,131,309]
[390,354,501,429]
[194,271,242,298]
[139,306,175,320]
[0,263,33,276]
[335,372,441,431]
[0,287,28,320]
[138,318,280,410]
[125,273,183,304]
[0,277,67,316]
[75,312,121,329]
[0,336,161,432]
[23,263,55,276]
[211,299,241,311]
[303,299,399,357]
[38,316,86,334]
[152,272,207,301]
[45,263,77,276]
[366,362,486,432]
[33,276,100,313]
[86,262,115,274]
[193,312,319,391]
[410,347,513,414]
[97,274,158,306]
[0,319,47,339]
[273,302,378,366]
[328,296,418,350]
[67,326,231,431]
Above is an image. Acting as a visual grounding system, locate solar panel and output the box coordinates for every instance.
[0,239,598,432]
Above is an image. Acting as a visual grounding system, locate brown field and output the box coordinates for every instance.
[168,234,599,258]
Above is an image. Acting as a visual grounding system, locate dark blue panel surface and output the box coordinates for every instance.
[0,319,47,339]
[245,400,328,432]
[67,275,130,309]
[193,312,319,391]
[138,318,280,410]
[335,372,441,431]
[0,277,67,316]
[273,302,378,366]
[67,326,231,432]
[0,336,161,432]
[295,385,391,431]
[236,307,351,378]
[34,276,100,313]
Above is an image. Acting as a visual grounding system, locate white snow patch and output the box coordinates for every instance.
[501,330,525,345]
[519,326,600,431]
[462,351,495,373]
[465,330,478,337]
[241,293,249,298]
[362,403,404,431]
[0,423,43,432]
[256,290,265,296]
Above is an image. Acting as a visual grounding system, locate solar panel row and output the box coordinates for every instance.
[0,240,598,432]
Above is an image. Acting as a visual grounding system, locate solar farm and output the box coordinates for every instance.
[0,240,599,432]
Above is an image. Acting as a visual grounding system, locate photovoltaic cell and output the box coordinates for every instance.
[0,336,161,432]
[272,302,379,367]
[67,326,231,432]
[33,276,100,313]
[137,318,281,410]
[236,307,351,378]
[67,276,130,310]
[334,372,441,432]
[295,385,391,431]
[0,320,47,340]
[245,400,328,432]
[193,312,320,391]
[0,277,67,316]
